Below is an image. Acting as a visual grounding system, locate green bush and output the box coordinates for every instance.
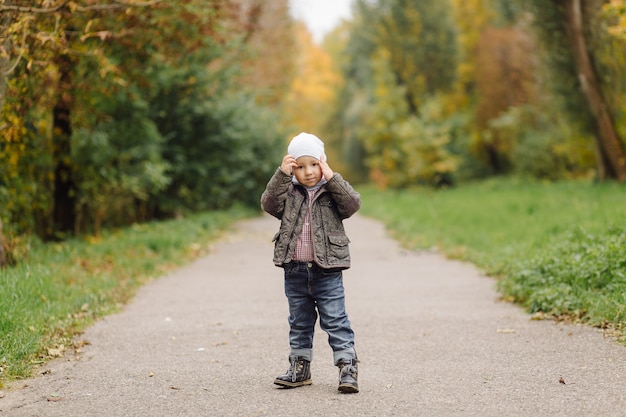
[499,226,626,326]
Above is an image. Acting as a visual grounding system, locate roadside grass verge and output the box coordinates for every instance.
[0,206,255,385]
[359,179,626,339]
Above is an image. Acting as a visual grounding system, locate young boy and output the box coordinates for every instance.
[261,132,361,393]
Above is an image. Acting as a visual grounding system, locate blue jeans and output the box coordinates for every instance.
[283,261,356,366]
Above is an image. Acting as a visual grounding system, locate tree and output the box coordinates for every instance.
[1,0,291,241]
[514,0,626,181]
[330,0,459,184]
[360,49,457,187]
[1,0,168,239]
[281,22,342,137]
[449,0,494,105]
[375,0,457,114]
[472,26,539,173]
[234,0,296,107]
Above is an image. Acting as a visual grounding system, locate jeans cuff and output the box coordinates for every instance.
[333,348,356,366]
[290,348,313,362]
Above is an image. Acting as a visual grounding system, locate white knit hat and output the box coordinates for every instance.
[288,132,326,160]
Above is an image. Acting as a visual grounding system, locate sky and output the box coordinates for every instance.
[289,0,354,43]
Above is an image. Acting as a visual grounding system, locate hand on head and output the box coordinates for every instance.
[320,154,334,180]
[281,154,334,180]
[280,154,298,175]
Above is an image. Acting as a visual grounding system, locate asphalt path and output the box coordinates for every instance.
[1,214,625,416]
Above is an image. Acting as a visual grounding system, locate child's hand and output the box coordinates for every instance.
[320,155,334,180]
[280,154,297,175]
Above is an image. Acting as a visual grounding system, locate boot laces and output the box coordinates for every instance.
[340,360,357,378]
[288,357,303,383]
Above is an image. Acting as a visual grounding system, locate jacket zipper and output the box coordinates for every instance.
[283,191,307,262]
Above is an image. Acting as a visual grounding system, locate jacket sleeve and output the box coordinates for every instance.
[324,173,361,219]
[260,168,293,219]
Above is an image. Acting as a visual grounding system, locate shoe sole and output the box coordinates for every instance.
[274,379,312,388]
[338,383,359,393]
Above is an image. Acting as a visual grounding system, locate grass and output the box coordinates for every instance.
[0,206,254,385]
[359,178,626,337]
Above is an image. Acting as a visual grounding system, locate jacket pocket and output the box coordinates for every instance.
[327,233,350,263]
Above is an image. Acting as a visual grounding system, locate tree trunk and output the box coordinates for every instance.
[51,53,76,239]
[563,0,626,182]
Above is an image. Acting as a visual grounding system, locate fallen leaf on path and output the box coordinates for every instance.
[170,386,181,390]
[73,340,90,348]
[496,328,516,334]
[531,312,547,321]
[47,393,62,402]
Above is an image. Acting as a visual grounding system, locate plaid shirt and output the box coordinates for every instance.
[293,189,316,261]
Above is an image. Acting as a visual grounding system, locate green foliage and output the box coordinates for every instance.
[0,206,254,382]
[335,0,459,186]
[0,74,54,237]
[330,0,625,186]
[72,89,171,234]
[156,91,284,212]
[505,0,592,128]
[359,180,626,333]
[1,0,292,242]
[500,227,626,326]
[510,108,597,180]
[375,0,457,109]
[497,0,626,180]
[360,69,458,187]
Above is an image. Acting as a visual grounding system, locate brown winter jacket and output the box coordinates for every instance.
[261,168,361,270]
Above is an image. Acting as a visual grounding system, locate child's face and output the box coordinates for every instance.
[293,156,323,187]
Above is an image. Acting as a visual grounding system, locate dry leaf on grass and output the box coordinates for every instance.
[47,345,65,357]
